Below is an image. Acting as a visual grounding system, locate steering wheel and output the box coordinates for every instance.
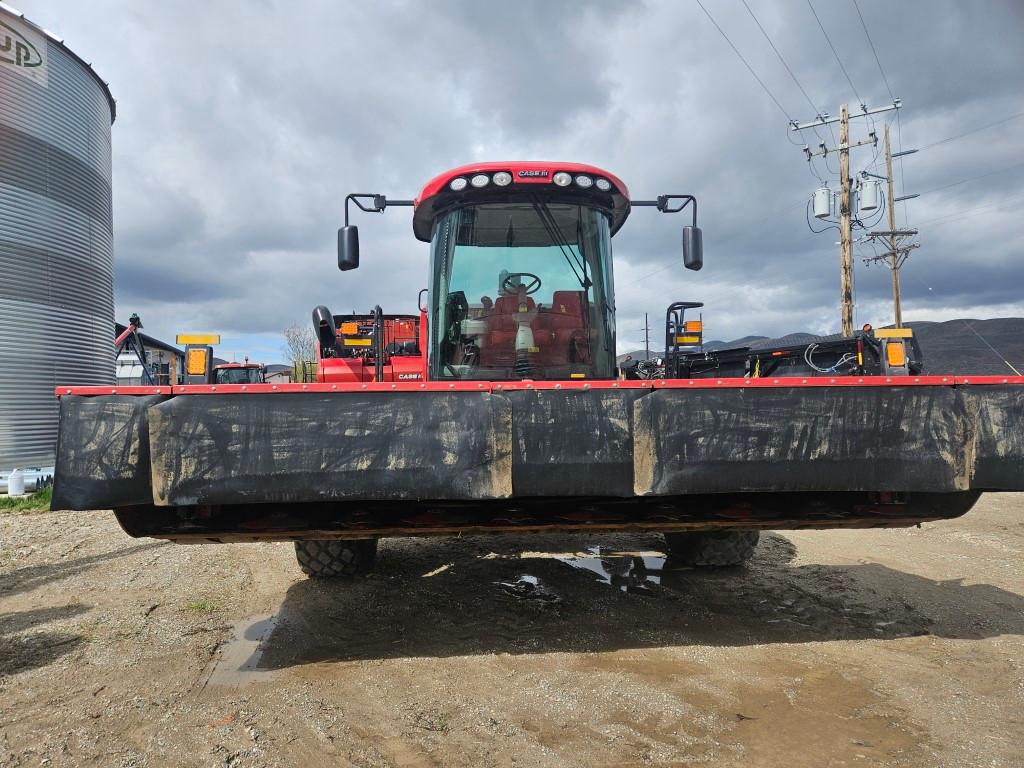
[502,272,542,296]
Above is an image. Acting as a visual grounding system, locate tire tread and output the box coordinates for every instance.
[663,530,760,567]
[294,539,377,577]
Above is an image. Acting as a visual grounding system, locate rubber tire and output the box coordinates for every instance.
[663,530,760,567]
[294,539,378,578]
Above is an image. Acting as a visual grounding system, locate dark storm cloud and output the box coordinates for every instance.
[15,0,1024,352]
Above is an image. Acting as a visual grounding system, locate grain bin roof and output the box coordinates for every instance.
[0,1,116,122]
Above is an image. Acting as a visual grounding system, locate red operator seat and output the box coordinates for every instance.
[480,293,536,367]
[534,290,590,366]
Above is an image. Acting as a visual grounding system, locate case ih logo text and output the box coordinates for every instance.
[0,21,43,69]
[518,170,548,178]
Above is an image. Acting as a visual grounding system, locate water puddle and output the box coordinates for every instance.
[557,546,668,594]
[494,574,561,604]
[198,614,279,691]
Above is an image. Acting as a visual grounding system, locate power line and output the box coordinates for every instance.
[897,109,1024,229]
[915,159,1024,196]
[850,0,902,226]
[625,197,809,287]
[851,0,894,102]
[742,0,838,172]
[846,0,887,182]
[806,0,862,105]
[625,262,674,287]
[694,0,793,120]
[916,190,1024,229]
[896,111,909,227]
[627,149,1023,288]
[959,320,1022,376]
[741,0,821,117]
[891,110,1024,229]
[918,111,1024,151]
[900,273,1023,375]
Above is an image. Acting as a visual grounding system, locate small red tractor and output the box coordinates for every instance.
[211,361,266,385]
[54,162,1024,577]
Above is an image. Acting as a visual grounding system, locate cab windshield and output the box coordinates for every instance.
[213,367,264,384]
[429,202,616,380]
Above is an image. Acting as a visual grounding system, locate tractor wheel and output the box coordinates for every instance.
[294,539,378,578]
[663,530,760,567]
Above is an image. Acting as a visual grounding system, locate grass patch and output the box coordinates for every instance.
[0,486,52,513]
[184,599,221,614]
[409,708,451,733]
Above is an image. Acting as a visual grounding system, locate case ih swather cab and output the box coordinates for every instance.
[54,162,1024,576]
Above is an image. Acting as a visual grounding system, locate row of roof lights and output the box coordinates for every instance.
[449,172,613,192]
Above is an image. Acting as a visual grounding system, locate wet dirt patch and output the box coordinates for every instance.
[555,544,669,594]
[2,500,1023,767]
[493,574,562,604]
[198,614,280,691]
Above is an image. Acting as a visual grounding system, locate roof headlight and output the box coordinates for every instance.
[575,175,594,188]
[553,172,572,187]
[492,171,512,187]
[449,177,468,192]
[595,178,612,192]
[470,174,490,188]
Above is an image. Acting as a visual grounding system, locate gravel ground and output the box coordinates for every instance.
[1,494,1022,767]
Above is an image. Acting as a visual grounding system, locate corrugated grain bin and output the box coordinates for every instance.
[0,3,116,470]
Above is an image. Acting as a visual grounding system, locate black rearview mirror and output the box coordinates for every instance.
[338,225,360,271]
[683,226,703,271]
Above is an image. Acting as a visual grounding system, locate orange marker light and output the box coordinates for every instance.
[886,341,907,368]
[186,348,208,375]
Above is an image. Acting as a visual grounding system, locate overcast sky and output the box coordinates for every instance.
[17,0,1024,360]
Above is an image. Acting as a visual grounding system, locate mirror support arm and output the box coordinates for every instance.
[343,194,414,226]
[630,195,697,227]
[338,195,415,271]
[632,195,702,272]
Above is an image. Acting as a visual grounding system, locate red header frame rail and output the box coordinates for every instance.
[55,375,1024,397]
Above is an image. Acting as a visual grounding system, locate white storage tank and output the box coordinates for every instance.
[6,468,25,496]
[0,3,116,470]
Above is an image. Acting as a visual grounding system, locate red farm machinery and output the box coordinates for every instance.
[54,162,1024,576]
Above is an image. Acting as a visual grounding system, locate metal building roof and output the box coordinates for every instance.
[114,324,184,357]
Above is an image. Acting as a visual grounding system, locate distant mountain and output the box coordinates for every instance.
[619,317,1024,375]
[909,318,1024,375]
[705,335,768,351]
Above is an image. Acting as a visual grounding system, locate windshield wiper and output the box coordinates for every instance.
[529,196,591,289]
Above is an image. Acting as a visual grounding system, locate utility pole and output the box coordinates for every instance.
[838,104,853,337]
[642,313,651,361]
[863,124,920,323]
[884,124,901,327]
[791,99,901,336]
